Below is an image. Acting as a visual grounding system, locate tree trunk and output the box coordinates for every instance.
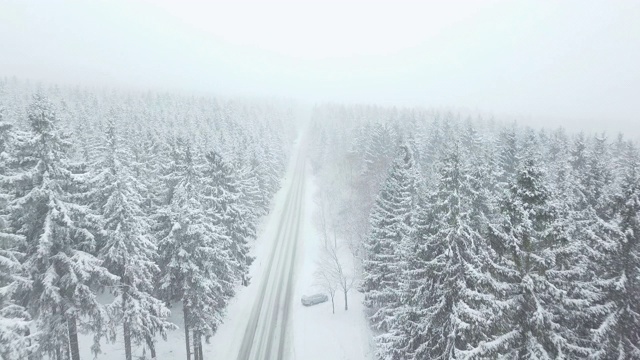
[26,328,36,360]
[146,334,157,359]
[193,331,200,360]
[198,333,204,360]
[64,333,71,360]
[124,321,132,360]
[344,289,348,311]
[331,295,335,314]
[184,304,191,360]
[67,315,81,360]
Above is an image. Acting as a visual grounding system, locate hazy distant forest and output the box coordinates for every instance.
[1,77,640,360]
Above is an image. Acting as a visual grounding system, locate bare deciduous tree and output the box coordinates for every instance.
[315,255,338,314]
[315,242,356,313]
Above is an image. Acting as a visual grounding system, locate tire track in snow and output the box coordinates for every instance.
[237,149,305,360]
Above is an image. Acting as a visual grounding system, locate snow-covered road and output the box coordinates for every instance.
[75,134,373,359]
[235,144,306,360]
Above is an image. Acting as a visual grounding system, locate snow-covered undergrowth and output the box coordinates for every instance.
[290,173,374,360]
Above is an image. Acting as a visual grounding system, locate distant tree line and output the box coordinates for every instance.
[0,79,295,360]
[309,104,640,359]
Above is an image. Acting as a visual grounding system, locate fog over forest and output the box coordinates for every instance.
[1,0,639,138]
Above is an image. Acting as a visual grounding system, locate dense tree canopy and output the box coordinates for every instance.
[309,104,640,360]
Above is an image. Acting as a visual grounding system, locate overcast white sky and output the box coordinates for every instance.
[1,0,639,138]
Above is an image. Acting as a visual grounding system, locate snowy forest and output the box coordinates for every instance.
[2,1,639,359]
[1,76,639,360]
[0,78,296,360]
[309,105,640,359]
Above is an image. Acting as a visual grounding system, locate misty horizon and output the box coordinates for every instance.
[1,0,639,139]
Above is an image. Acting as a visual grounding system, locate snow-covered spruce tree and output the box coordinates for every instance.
[1,115,34,358]
[495,124,520,187]
[91,118,173,360]
[591,143,640,359]
[247,149,273,212]
[0,106,14,160]
[135,130,165,216]
[528,137,591,357]
[257,130,285,198]
[362,144,418,335]
[236,160,265,222]
[156,142,233,360]
[549,133,621,357]
[484,152,580,359]
[0,234,37,359]
[514,129,596,357]
[361,123,398,201]
[403,142,496,360]
[202,151,255,286]
[4,94,116,360]
[374,192,432,360]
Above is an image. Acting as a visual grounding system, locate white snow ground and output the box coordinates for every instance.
[77,137,373,359]
[288,172,374,360]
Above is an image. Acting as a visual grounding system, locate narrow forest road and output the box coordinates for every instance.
[236,143,307,360]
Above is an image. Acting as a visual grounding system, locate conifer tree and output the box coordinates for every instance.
[486,156,577,359]
[0,239,36,360]
[203,151,255,286]
[0,106,35,359]
[156,143,233,360]
[362,144,417,334]
[591,143,640,359]
[5,94,115,360]
[410,143,495,359]
[92,119,173,360]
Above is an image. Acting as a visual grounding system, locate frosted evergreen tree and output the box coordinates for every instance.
[361,123,398,198]
[4,94,116,360]
[0,106,14,161]
[374,192,432,360]
[259,131,285,196]
[136,130,165,214]
[156,142,233,360]
[496,125,520,186]
[236,161,266,220]
[362,144,417,333]
[532,136,594,357]
[483,154,581,359]
[1,111,32,358]
[92,119,173,360]
[248,150,272,211]
[0,237,36,360]
[407,143,496,359]
[549,133,620,356]
[591,143,640,359]
[203,151,255,286]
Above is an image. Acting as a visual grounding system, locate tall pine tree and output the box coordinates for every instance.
[92,118,173,360]
[4,94,115,360]
[156,142,234,360]
[591,143,640,359]
[362,144,417,336]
